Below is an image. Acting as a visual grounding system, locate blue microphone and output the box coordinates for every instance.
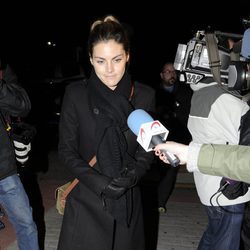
[127,109,180,167]
[241,28,250,59]
[127,109,154,135]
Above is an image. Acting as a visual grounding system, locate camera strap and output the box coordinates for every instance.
[205,32,222,85]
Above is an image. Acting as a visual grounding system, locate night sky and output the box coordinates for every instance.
[2,1,249,86]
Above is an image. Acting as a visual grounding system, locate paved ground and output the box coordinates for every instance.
[1,150,208,250]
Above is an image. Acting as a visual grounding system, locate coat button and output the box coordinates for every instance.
[93,108,99,115]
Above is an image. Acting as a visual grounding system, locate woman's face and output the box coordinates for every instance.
[90,40,129,90]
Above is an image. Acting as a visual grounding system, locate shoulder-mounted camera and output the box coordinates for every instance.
[174,28,250,92]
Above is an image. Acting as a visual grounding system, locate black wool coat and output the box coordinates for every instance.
[57,79,155,250]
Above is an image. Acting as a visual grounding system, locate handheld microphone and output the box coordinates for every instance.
[127,109,180,167]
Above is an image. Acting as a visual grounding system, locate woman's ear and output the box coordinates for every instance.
[89,55,93,65]
[126,53,130,63]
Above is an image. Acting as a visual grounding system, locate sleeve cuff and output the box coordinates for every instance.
[186,142,202,172]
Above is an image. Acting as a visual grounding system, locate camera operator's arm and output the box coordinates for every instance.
[0,65,31,117]
[154,141,250,183]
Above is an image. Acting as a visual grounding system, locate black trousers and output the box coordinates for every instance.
[157,163,180,207]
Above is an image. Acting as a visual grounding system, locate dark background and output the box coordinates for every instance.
[1,3,249,249]
[1,1,249,86]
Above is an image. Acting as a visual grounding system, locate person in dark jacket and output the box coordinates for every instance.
[155,62,192,213]
[0,60,39,250]
[57,15,155,250]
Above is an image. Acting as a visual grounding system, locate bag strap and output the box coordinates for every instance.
[61,155,97,200]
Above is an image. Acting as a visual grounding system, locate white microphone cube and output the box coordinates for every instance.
[137,120,169,152]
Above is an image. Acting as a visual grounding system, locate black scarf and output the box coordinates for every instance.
[87,70,135,226]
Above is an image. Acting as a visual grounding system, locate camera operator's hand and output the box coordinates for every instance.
[101,175,137,200]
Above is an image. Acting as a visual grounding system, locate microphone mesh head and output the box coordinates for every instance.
[127,109,153,135]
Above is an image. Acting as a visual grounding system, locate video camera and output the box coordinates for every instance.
[174,28,250,91]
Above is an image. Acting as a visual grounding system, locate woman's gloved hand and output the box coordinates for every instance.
[101,175,137,200]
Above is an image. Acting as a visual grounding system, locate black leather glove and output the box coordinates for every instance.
[102,175,137,200]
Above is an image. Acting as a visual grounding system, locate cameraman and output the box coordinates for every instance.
[155,62,192,213]
[173,31,250,249]
[0,58,39,250]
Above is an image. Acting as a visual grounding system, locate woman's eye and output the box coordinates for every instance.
[97,60,104,64]
[114,58,122,63]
